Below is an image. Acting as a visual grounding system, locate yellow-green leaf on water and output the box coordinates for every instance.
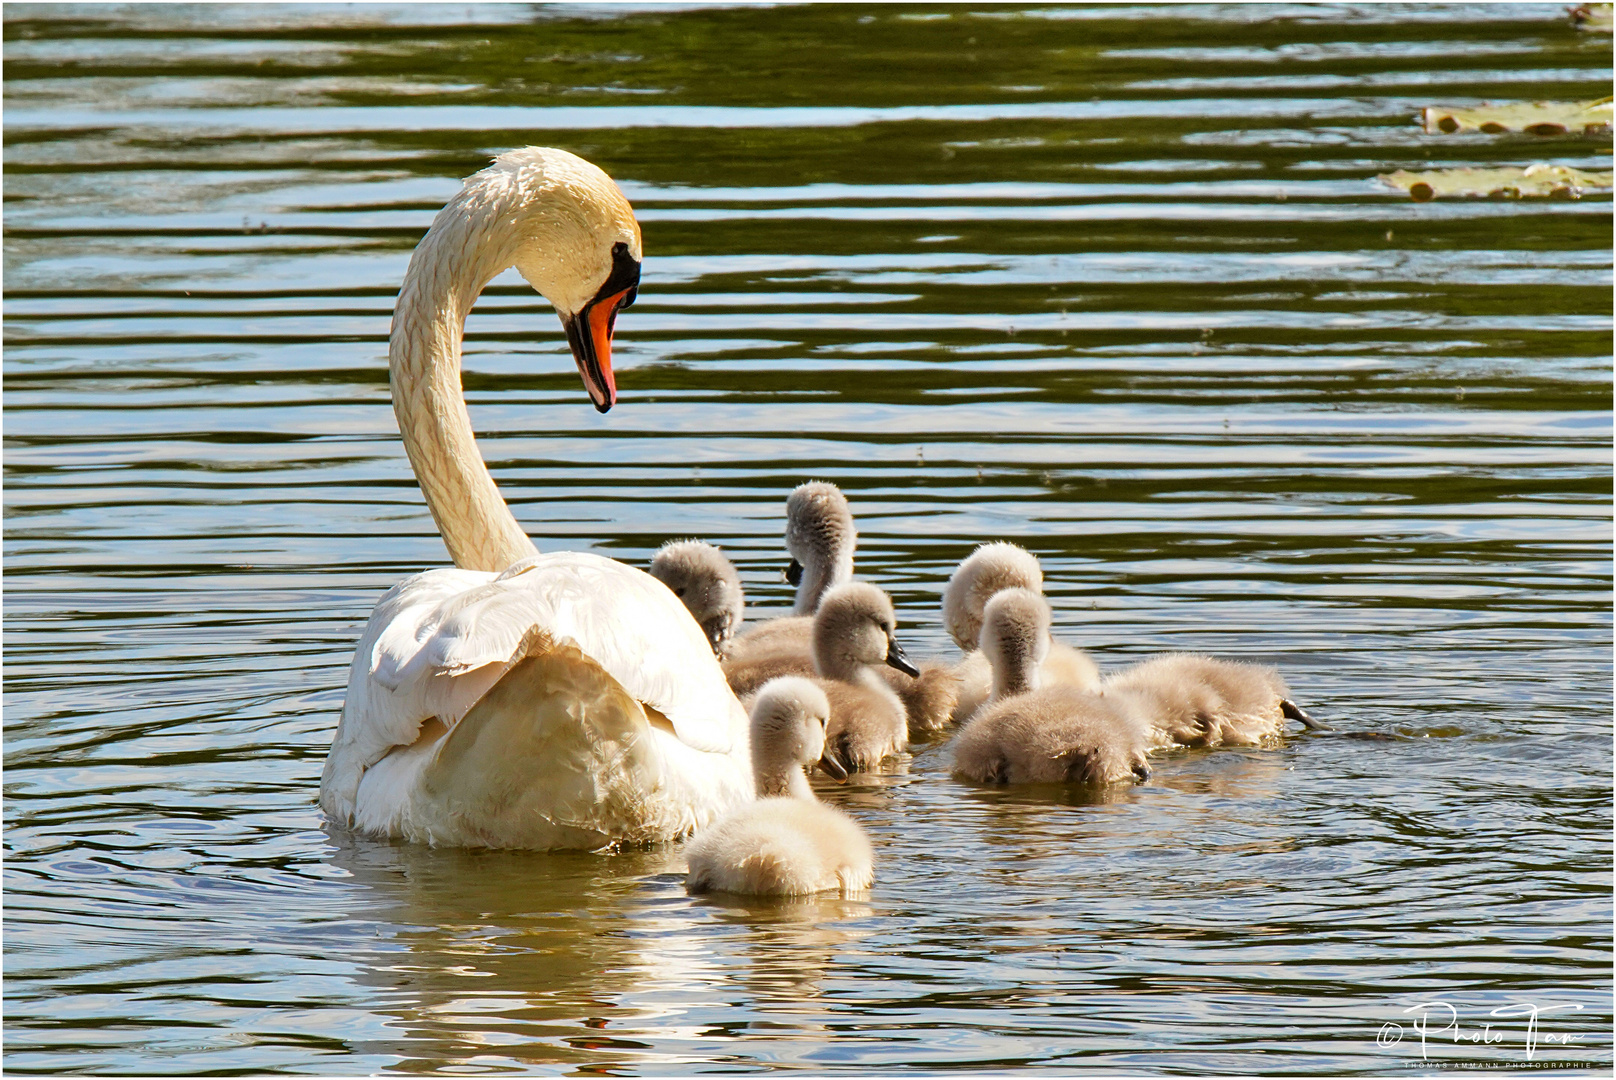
[1569,3,1613,32]
[1379,164,1615,200]
[1420,97,1613,135]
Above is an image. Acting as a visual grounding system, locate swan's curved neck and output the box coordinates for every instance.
[389,192,540,573]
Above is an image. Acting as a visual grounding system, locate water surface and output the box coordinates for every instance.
[4,3,1612,1074]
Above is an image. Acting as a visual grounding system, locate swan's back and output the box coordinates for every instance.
[685,798,873,896]
[953,685,1150,786]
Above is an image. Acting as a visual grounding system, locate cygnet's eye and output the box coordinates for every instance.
[673,587,686,598]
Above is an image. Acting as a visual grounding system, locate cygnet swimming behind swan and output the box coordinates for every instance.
[685,677,873,897]
[649,539,744,655]
[1101,652,1327,747]
[952,588,1150,786]
[943,543,1100,722]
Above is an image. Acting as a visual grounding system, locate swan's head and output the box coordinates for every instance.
[474,147,643,413]
[811,582,920,679]
[750,677,847,784]
[980,587,1051,699]
[783,481,857,613]
[942,542,1044,652]
[648,539,744,655]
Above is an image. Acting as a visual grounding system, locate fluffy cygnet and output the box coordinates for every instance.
[685,677,873,897]
[952,589,1150,786]
[1100,653,1327,748]
[649,539,744,655]
[723,596,958,736]
[726,481,858,664]
[784,481,857,615]
[809,582,915,770]
[943,541,1044,652]
[952,687,1152,786]
[943,544,1100,722]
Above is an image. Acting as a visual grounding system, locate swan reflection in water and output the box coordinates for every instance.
[322,833,875,1070]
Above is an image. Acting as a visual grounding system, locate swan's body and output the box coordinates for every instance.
[1100,653,1324,748]
[686,678,873,896]
[952,589,1149,786]
[648,540,744,655]
[943,544,1100,721]
[320,148,753,849]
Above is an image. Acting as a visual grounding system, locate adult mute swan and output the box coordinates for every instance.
[319,147,753,850]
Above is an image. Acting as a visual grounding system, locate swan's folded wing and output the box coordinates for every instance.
[324,567,499,822]
[355,553,739,752]
[477,552,743,755]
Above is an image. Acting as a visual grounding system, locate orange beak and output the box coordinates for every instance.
[563,287,630,413]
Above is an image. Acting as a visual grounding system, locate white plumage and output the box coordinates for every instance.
[319,148,753,849]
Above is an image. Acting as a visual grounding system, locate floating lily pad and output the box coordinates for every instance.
[1379,164,1615,200]
[1569,3,1613,32]
[1420,97,1612,135]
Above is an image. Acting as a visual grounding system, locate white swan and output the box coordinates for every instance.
[319,147,753,850]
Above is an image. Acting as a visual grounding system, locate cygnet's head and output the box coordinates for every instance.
[749,676,847,794]
[784,481,857,614]
[649,540,744,654]
[942,542,1044,652]
[811,581,920,680]
[980,587,1051,700]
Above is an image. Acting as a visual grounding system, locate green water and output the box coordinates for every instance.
[4,3,1611,1074]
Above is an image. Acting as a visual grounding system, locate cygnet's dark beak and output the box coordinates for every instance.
[817,745,849,782]
[885,637,921,677]
[785,558,803,587]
